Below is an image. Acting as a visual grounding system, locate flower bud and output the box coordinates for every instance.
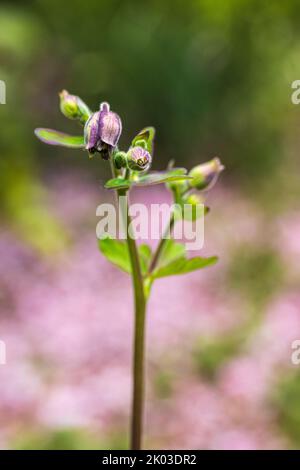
[181,193,205,221]
[113,151,127,170]
[59,90,91,124]
[127,146,152,172]
[84,102,122,159]
[189,157,224,191]
[98,102,122,149]
[84,111,101,156]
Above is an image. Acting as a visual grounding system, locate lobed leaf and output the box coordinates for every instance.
[98,237,131,274]
[98,238,153,278]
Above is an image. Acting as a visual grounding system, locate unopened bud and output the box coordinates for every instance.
[113,151,127,170]
[84,102,122,159]
[59,90,91,124]
[189,157,224,191]
[181,193,205,221]
[127,146,152,172]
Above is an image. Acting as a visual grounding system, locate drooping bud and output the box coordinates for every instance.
[84,111,101,156]
[127,146,152,172]
[84,102,122,159]
[59,90,91,124]
[189,157,224,191]
[98,102,122,149]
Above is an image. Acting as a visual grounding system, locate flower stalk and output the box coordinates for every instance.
[117,186,146,450]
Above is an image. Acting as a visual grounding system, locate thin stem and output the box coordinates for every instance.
[117,186,146,450]
[148,186,189,274]
[148,213,175,274]
[130,288,146,450]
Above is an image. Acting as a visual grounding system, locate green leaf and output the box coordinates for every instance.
[138,244,152,275]
[98,238,152,276]
[157,239,186,268]
[132,171,192,187]
[152,255,218,279]
[98,237,131,274]
[104,178,131,190]
[167,167,188,176]
[104,171,192,190]
[131,127,155,155]
[34,128,85,148]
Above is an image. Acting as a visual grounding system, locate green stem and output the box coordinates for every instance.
[148,213,175,274]
[130,289,146,450]
[148,186,189,274]
[117,187,146,450]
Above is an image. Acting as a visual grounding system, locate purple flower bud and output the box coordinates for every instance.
[99,102,122,148]
[84,111,101,154]
[84,102,122,159]
[127,146,152,172]
[189,157,224,190]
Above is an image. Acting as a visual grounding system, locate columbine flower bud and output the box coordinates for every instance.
[189,157,224,190]
[84,102,122,159]
[127,146,152,172]
[59,90,91,124]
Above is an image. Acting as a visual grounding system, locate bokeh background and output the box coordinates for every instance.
[1,0,300,449]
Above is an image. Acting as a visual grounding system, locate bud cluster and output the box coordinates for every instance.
[36,91,224,194]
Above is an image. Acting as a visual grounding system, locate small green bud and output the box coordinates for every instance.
[189,157,224,191]
[113,151,127,170]
[59,90,91,124]
[181,193,205,221]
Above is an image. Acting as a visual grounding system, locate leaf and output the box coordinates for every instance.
[138,244,152,275]
[104,171,192,190]
[98,237,131,274]
[132,171,192,187]
[104,178,131,190]
[98,238,152,276]
[35,128,85,148]
[151,255,218,279]
[131,127,155,155]
[166,167,188,176]
[157,239,186,268]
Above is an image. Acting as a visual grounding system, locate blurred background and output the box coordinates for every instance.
[1,0,300,449]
